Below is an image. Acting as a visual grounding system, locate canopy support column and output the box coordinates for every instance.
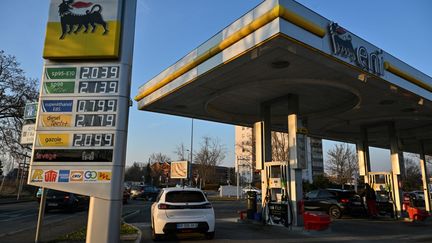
[389,123,404,217]
[357,127,371,184]
[287,94,303,227]
[419,141,431,212]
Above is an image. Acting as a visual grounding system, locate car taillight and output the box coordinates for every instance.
[340,198,349,203]
[64,195,70,202]
[202,203,212,209]
[158,203,170,209]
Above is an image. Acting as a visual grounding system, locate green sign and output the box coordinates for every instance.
[43,82,75,94]
[45,67,77,80]
[24,103,38,120]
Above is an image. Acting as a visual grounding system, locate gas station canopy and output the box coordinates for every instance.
[136,0,432,154]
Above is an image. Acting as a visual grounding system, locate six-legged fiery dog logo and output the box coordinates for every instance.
[58,0,108,39]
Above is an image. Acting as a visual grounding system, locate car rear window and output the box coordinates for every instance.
[165,191,206,203]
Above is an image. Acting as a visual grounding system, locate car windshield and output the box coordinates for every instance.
[165,191,206,203]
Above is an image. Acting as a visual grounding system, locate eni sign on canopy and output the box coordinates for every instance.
[43,0,122,59]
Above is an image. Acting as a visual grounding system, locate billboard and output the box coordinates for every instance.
[170,161,189,179]
[43,0,122,59]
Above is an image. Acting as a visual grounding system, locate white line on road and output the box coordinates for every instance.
[0,214,79,238]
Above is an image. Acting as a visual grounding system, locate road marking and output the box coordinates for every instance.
[131,222,150,228]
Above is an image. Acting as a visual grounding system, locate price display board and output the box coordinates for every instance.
[29,62,131,199]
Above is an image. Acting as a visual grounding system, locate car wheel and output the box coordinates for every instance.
[205,231,215,240]
[329,205,342,219]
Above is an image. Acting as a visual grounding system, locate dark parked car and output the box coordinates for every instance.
[130,185,160,200]
[303,189,365,219]
[37,189,89,212]
[123,189,130,204]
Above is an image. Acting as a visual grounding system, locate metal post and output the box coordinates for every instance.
[190,119,194,186]
[287,94,303,226]
[236,167,240,200]
[389,123,403,217]
[35,187,46,243]
[357,127,371,184]
[85,1,136,242]
[17,158,26,201]
[419,141,431,212]
[86,197,122,243]
[256,104,272,207]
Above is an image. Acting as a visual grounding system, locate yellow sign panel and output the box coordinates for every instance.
[41,114,72,127]
[37,133,70,147]
[43,0,122,59]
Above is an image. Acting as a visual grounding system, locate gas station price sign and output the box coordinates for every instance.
[31,63,126,186]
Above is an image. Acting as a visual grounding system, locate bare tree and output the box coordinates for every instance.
[194,136,226,187]
[124,162,145,182]
[0,50,38,172]
[271,131,289,162]
[149,152,171,164]
[403,157,422,191]
[325,143,358,187]
[174,143,190,161]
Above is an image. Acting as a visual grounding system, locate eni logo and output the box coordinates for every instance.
[58,0,108,39]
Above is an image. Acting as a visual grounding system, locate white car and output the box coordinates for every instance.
[151,187,215,240]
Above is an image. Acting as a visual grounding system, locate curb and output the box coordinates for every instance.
[121,223,142,243]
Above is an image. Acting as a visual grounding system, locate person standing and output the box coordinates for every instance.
[362,183,378,217]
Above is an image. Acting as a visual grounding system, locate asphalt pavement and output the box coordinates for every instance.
[0,199,140,243]
[2,198,432,242]
[125,199,432,243]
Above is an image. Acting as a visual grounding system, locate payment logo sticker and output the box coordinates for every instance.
[84,171,98,182]
[37,134,70,147]
[42,100,73,112]
[97,171,111,181]
[70,171,83,182]
[44,170,58,182]
[41,114,72,127]
[31,169,44,182]
[58,170,70,182]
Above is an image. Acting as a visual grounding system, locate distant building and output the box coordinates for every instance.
[235,126,324,183]
[235,126,255,184]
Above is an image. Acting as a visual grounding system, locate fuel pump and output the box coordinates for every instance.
[262,161,293,227]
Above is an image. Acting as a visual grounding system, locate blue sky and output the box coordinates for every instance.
[0,0,431,171]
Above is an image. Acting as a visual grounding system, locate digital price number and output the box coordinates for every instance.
[77,99,117,112]
[75,114,116,127]
[73,133,114,147]
[80,66,119,79]
[78,81,118,94]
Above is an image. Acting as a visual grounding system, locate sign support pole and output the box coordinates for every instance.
[35,187,46,243]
